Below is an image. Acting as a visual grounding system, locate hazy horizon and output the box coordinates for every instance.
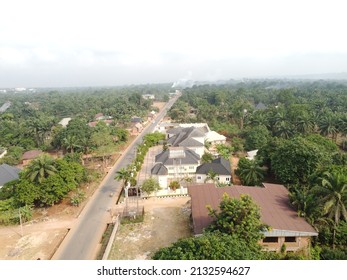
[1,0,347,88]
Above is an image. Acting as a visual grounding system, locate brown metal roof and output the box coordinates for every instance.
[188,183,317,235]
[22,150,43,160]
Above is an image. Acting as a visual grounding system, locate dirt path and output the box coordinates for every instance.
[108,196,192,260]
[231,156,242,185]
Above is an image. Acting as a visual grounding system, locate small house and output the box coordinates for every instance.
[0,164,20,188]
[22,150,43,165]
[188,183,318,253]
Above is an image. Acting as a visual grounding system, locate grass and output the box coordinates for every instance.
[120,214,144,225]
[96,223,115,260]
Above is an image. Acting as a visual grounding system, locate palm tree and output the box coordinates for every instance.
[25,154,57,183]
[204,169,219,183]
[337,113,347,137]
[273,120,294,139]
[204,139,212,150]
[62,134,81,154]
[289,185,317,218]
[248,111,268,127]
[114,167,132,187]
[269,110,286,133]
[312,170,347,247]
[237,159,265,186]
[79,136,91,154]
[319,114,339,142]
[295,114,315,135]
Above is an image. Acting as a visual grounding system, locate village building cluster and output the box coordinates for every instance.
[144,122,318,254]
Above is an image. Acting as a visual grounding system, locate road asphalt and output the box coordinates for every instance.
[52,95,178,260]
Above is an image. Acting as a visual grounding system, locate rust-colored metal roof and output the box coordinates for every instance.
[188,183,317,235]
[22,150,42,160]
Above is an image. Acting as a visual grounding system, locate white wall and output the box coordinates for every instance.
[196,174,231,184]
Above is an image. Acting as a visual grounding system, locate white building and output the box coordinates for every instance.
[246,149,259,160]
[195,157,232,185]
[58,117,72,128]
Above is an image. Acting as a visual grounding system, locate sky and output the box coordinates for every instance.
[1,0,347,88]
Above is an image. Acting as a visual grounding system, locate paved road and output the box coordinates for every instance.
[52,95,179,260]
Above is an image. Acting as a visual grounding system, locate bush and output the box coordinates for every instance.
[169,181,180,191]
[320,247,347,260]
[70,189,86,206]
[153,233,263,260]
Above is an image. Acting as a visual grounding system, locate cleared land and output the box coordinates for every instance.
[108,196,192,260]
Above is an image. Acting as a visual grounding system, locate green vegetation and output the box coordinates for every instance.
[0,85,171,164]
[168,180,180,191]
[167,80,347,259]
[153,194,266,260]
[1,80,346,258]
[236,158,265,186]
[0,85,171,225]
[141,177,160,196]
[152,232,264,260]
[206,194,268,243]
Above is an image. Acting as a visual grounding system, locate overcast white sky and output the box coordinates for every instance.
[1,0,347,87]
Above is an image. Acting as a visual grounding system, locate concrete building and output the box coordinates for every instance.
[188,183,318,253]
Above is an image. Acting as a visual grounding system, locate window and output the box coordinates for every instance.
[197,176,202,180]
[189,166,195,169]
[168,167,174,170]
[285,237,296,243]
[263,237,278,243]
[226,177,230,181]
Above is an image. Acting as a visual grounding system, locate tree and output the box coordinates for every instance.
[13,179,40,206]
[215,143,234,159]
[141,177,160,196]
[203,139,211,150]
[115,167,132,187]
[152,232,263,260]
[201,152,214,163]
[204,169,219,183]
[295,114,315,135]
[319,113,339,142]
[289,185,318,220]
[245,125,271,151]
[236,157,265,186]
[62,134,81,154]
[115,128,128,143]
[24,154,57,184]
[14,158,85,207]
[270,137,325,185]
[143,132,165,147]
[312,169,347,247]
[206,194,268,244]
[169,180,180,191]
[273,120,295,139]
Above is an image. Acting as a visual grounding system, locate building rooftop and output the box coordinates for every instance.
[167,126,205,147]
[22,150,43,160]
[151,163,168,175]
[205,130,226,142]
[188,183,318,236]
[58,117,72,127]
[196,157,231,176]
[255,102,267,110]
[155,148,200,166]
[0,164,21,186]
